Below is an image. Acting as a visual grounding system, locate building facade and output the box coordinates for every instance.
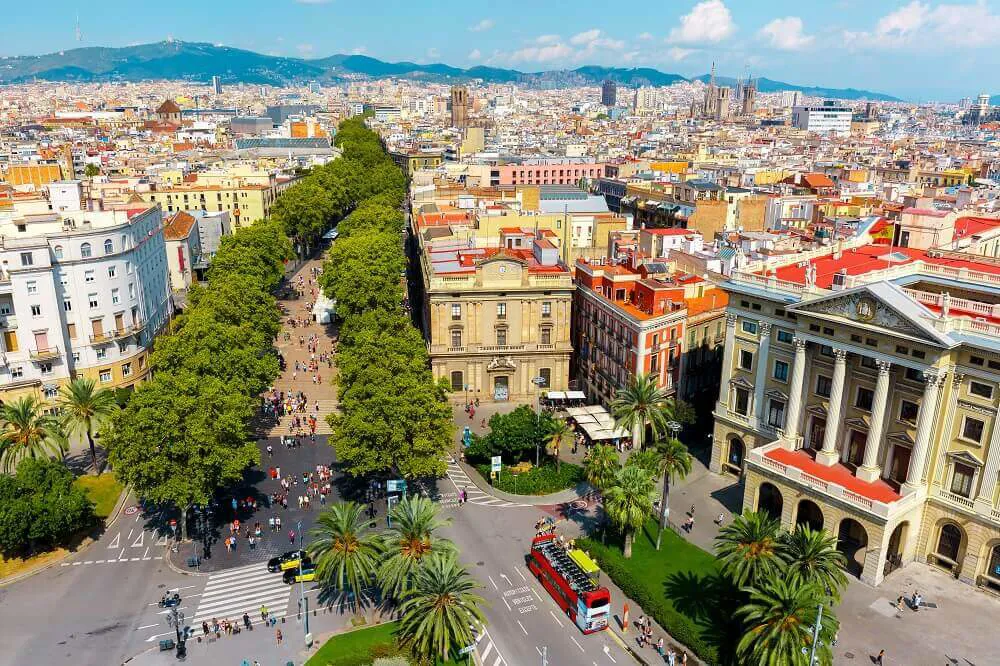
[0,192,171,404]
[601,80,617,107]
[419,233,574,403]
[711,257,1000,591]
[791,101,853,136]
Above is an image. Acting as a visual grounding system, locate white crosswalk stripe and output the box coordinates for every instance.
[475,627,508,666]
[444,457,526,508]
[143,563,293,642]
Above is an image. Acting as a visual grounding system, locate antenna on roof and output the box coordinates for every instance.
[75,12,83,42]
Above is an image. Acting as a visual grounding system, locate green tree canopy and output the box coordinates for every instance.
[321,229,405,318]
[103,372,258,540]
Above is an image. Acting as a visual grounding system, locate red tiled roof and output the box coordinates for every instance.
[765,448,901,504]
[954,216,1000,238]
[163,211,197,240]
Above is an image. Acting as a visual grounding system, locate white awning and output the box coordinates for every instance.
[545,391,567,400]
[566,391,587,400]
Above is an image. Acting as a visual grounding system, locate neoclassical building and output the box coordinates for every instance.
[418,230,574,403]
[711,249,1000,591]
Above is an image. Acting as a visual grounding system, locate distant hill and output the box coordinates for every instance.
[692,74,901,102]
[0,41,900,100]
[991,94,1000,106]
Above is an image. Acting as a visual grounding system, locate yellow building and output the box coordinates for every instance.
[418,232,574,403]
[389,150,444,178]
[711,253,1000,590]
[142,173,296,227]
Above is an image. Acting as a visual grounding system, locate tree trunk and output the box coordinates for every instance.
[555,446,560,473]
[624,531,634,559]
[87,429,99,475]
[656,472,670,551]
[180,505,189,541]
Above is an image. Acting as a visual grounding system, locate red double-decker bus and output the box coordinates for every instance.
[527,534,611,634]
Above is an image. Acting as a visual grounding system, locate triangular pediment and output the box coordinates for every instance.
[947,450,984,467]
[789,282,953,347]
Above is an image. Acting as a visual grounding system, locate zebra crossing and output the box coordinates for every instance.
[444,456,526,508]
[475,626,509,666]
[142,562,292,642]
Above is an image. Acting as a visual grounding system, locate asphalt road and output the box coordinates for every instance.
[0,498,192,666]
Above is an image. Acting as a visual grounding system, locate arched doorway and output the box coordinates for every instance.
[727,437,745,471]
[885,522,909,576]
[933,522,965,572]
[757,482,783,522]
[837,518,870,578]
[795,499,824,531]
[982,543,1000,594]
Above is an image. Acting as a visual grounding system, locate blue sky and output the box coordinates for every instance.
[2,0,999,100]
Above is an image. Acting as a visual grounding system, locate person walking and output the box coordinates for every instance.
[289,529,296,545]
[276,628,283,646]
[875,649,885,665]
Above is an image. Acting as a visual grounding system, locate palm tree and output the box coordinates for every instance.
[625,449,660,477]
[610,373,671,450]
[397,552,488,662]
[604,464,656,558]
[308,501,383,612]
[378,495,456,600]
[736,577,837,666]
[583,443,620,492]
[650,437,693,551]
[57,377,119,474]
[0,396,67,474]
[780,525,848,601]
[715,510,784,587]
[547,418,572,472]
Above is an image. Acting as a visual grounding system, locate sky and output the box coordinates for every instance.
[2,0,999,100]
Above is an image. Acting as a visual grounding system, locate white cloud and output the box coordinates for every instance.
[638,32,654,41]
[668,0,736,44]
[467,48,482,60]
[509,42,575,63]
[846,1,1000,49]
[570,29,601,45]
[470,19,494,32]
[535,34,561,45]
[668,47,696,61]
[758,16,814,50]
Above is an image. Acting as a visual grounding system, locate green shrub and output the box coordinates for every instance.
[578,536,720,665]
[473,461,583,495]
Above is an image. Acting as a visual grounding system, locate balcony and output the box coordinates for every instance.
[747,441,922,521]
[29,346,60,361]
[0,314,16,329]
[89,331,117,344]
[935,488,976,511]
[479,344,525,353]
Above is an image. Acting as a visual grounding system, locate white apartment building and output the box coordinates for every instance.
[792,101,852,136]
[0,181,172,403]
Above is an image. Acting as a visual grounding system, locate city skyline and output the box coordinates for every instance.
[1,0,998,100]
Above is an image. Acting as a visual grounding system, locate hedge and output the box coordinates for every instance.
[473,462,583,495]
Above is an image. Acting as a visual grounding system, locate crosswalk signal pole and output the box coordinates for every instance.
[297,523,310,643]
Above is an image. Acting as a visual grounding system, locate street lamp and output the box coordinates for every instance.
[804,603,825,666]
[297,521,310,644]
[166,606,185,644]
[531,376,547,468]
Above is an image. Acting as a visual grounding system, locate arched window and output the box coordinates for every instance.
[80,242,92,258]
[104,239,114,254]
[937,524,962,562]
[53,245,63,259]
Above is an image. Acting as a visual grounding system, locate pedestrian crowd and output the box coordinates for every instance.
[635,614,688,665]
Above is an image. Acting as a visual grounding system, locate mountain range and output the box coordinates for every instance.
[0,40,901,101]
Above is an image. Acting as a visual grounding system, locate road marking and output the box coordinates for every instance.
[143,547,149,559]
[499,573,512,586]
[132,531,144,548]
[487,575,498,590]
[536,646,543,656]
[502,597,511,611]
[516,620,528,635]
[84,561,93,565]
[571,636,585,652]
[108,533,120,549]
[130,557,140,561]
[603,645,617,663]
[549,610,564,627]
[156,535,167,546]
[118,548,125,560]
[127,528,134,542]
[515,568,527,582]
[72,562,81,566]
[95,560,104,564]
[138,623,159,630]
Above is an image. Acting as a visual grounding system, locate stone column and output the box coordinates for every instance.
[902,369,946,491]
[857,359,892,483]
[753,322,773,428]
[784,338,808,442]
[816,349,848,466]
[974,399,1000,512]
[716,314,738,411]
